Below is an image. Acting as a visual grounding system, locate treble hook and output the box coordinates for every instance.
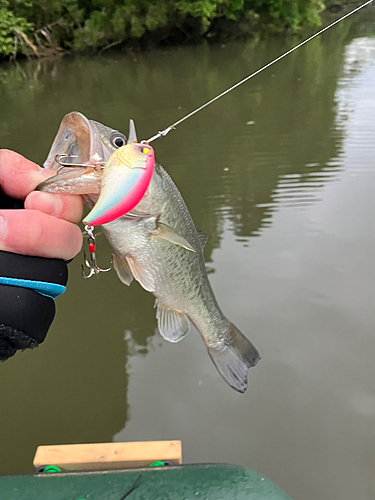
[55,154,105,173]
[81,225,112,279]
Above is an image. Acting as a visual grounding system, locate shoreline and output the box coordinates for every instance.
[0,0,366,64]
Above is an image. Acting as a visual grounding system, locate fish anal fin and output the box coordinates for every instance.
[155,301,190,343]
[152,222,195,252]
[126,255,155,292]
[112,253,134,286]
[197,231,208,249]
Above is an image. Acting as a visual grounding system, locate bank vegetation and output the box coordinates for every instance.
[0,0,349,59]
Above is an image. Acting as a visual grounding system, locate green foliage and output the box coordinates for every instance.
[72,2,148,50]
[0,2,33,56]
[247,0,324,30]
[145,3,168,31]
[175,0,324,30]
[0,0,328,58]
[176,0,247,25]
[176,0,221,28]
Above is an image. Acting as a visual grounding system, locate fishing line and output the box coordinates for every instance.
[145,0,374,143]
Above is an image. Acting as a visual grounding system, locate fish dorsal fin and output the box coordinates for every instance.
[155,300,190,343]
[128,119,138,143]
[197,231,208,249]
[112,253,134,286]
[152,222,196,252]
[126,255,155,292]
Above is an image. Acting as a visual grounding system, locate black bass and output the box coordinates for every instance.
[39,112,260,392]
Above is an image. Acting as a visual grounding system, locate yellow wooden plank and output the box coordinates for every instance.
[33,441,182,471]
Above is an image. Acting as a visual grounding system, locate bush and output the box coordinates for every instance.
[0,1,34,57]
[0,0,327,59]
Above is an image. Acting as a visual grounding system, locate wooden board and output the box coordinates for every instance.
[33,441,182,471]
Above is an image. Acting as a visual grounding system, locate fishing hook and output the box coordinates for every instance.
[55,154,105,173]
[81,224,112,278]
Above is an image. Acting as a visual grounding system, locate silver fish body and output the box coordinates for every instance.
[39,112,260,392]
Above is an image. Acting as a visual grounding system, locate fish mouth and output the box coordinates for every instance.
[38,112,113,197]
[38,114,142,203]
[43,112,113,172]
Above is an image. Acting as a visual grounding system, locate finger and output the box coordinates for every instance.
[0,209,83,260]
[25,191,84,224]
[0,150,55,199]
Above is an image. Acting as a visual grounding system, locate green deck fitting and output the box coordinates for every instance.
[0,464,293,499]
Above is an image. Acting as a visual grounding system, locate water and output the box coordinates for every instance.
[1,9,375,500]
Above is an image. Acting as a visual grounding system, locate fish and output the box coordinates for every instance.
[38,112,261,392]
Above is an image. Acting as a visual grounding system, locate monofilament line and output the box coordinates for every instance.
[145,0,374,143]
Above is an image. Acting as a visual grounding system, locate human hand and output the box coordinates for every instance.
[0,149,83,260]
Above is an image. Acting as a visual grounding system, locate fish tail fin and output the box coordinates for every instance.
[207,321,260,393]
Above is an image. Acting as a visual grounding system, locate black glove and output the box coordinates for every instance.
[0,188,68,361]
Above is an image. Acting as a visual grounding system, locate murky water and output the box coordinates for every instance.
[1,8,375,500]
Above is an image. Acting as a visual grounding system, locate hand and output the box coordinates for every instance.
[0,150,83,260]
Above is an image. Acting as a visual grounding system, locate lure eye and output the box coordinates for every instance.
[140,147,150,154]
[110,132,127,148]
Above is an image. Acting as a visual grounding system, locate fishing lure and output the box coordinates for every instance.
[83,142,155,226]
[80,141,154,277]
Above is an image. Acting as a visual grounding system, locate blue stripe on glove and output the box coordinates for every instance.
[0,277,66,299]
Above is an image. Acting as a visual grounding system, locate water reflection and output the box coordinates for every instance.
[216,34,353,238]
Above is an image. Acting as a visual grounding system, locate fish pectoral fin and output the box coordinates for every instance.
[112,253,134,286]
[155,300,190,343]
[126,255,155,292]
[152,223,196,252]
[197,231,208,249]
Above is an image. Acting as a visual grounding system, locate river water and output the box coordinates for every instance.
[1,8,375,500]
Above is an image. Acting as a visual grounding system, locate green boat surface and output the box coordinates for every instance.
[0,464,293,499]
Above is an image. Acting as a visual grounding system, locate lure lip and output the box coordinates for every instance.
[83,142,155,226]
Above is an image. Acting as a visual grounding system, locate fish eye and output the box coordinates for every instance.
[140,147,150,154]
[64,129,72,142]
[110,132,127,148]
